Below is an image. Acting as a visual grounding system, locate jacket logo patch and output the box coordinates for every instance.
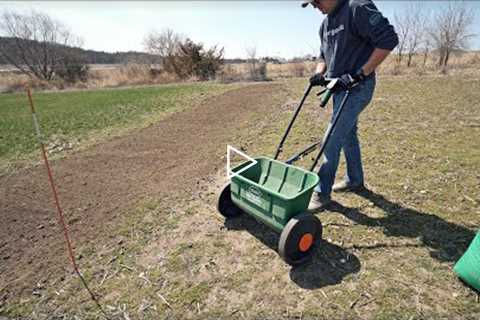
[369,13,382,26]
[326,24,345,37]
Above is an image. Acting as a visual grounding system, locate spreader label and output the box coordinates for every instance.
[245,186,264,206]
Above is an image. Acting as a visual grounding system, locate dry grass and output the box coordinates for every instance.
[219,61,317,80]
[1,51,480,93]
[268,61,317,79]
[4,76,479,319]
[87,64,180,88]
[0,72,58,93]
[222,51,480,80]
[0,64,181,93]
[377,51,480,78]
[217,64,247,82]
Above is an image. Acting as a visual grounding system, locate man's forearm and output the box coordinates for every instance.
[361,48,392,76]
[316,61,326,75]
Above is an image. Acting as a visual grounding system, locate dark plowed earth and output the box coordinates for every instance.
[0,83,283,301]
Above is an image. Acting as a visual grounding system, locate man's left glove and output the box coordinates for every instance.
[338,69,366,90]
[309,73,328,87]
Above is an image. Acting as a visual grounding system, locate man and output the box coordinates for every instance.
[302,0,398,210]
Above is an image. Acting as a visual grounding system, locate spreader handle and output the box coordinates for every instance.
[319,89,332,108]
[273,83,313,160]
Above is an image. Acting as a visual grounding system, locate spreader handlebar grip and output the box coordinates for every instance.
[319,89,332,108]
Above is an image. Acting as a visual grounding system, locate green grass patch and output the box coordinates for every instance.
[0,83,239,171]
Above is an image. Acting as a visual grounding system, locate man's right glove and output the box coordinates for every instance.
[309,73,328,87]
[338,69,366,90]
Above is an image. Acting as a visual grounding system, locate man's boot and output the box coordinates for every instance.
[308,192,331,212]
[332,180,365,193]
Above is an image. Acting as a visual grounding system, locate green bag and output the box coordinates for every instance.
[454,232,480,292]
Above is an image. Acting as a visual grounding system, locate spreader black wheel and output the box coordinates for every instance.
[217,183,243,218]
[278,212,322,265]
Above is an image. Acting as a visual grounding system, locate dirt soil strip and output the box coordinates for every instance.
[0,83,283,301]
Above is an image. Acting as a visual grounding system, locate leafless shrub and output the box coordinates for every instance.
[244,46,268,81]
[256,62,268,81]
[144,29,224,80]
[174,39,224,80]
[54,53,89,83]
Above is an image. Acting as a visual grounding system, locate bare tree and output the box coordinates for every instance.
[422,38,431,67]
[393,3,428,67]
[245,45,257,79]
[405,3,426,67]
[393,12,410,65]
[0,9,84,81]
[143,28,183,72]
[429,2,475,68]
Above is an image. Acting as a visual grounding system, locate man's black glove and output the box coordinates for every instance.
[338,69,366,90]
[309,73,328,87]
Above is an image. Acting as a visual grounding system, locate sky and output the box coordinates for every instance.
[1,1,479,59]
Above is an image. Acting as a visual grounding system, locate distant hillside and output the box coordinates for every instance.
[82,49,162,64]
[0,37,162,65]
[0,37,248,66]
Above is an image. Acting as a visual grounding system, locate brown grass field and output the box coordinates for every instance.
[1,69,479,319]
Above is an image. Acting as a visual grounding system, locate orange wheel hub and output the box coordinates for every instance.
[298,233,314,252]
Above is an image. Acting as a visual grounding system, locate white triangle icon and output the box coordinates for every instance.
[226,145,258,179]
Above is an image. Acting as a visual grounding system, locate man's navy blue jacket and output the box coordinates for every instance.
[319,0,398,78]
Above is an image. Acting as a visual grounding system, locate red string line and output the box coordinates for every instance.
[25,87,109,319]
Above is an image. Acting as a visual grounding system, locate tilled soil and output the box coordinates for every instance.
[0,83,283,303]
